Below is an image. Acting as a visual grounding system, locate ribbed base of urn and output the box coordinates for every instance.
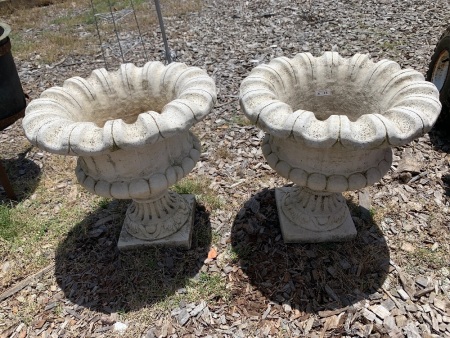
[118,194,195,250]
[123,191,192,241]
[275,187,357,243]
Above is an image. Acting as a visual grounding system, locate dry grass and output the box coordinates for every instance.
[172,176,224,211]
[0,153,99,291]
[2,0,201,63]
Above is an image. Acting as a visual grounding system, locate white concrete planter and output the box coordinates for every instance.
[23,61,216,249]
[240,52,441,243]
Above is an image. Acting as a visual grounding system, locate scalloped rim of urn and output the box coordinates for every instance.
[240,52,441,149]
[23,61,217,156]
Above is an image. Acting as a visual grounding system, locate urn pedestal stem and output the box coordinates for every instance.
[119,192,196,250]
[275,186,356,243]
[124,192,190,241]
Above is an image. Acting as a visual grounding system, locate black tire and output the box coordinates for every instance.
[427,26,450,125]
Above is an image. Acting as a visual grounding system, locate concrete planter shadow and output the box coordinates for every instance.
[231,188,390,312]
[0,148,41,202]
[54,200,212,313]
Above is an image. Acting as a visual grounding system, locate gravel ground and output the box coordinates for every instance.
[1,0,450,337]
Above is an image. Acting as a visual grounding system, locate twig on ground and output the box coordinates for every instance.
[0,263,55,302]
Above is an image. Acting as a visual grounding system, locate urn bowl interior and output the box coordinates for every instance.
[85,94,168,127]
[291,88,382,122]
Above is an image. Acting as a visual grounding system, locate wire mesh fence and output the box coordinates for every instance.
[88,0,173,69]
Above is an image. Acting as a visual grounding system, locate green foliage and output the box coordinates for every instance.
[190,272,229,299]
[97,197,111,209]
[231,114,252,126]
[409,247,447,270]
[172,177,223,210]
[229,244,252,261]
[0,204,19,240]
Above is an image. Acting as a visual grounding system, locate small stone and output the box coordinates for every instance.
[282,303,292,313]
[431,312,440,332]
[390,289,400,298]
[422,311,432,324]
[113,322,128,335]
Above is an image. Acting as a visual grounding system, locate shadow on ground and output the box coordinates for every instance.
[230,187,390,313]
[443,174,450,197]
[54,199,211,313]
[429,120,450,201]
[0,148,41,202]
[429,112,450,153]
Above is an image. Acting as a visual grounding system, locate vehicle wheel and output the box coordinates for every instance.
[427,26,450,124]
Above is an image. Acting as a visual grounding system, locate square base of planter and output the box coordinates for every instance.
[117,194,196,251]
[275,187,357,243]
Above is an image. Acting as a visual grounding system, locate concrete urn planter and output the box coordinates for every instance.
[240,52,441,243]
[23,62,216,249]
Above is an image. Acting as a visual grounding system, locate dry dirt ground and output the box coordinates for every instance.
[1,0,450,337]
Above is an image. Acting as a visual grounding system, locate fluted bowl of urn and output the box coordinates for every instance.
[23,61,216,249]
[240,52,441,243]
